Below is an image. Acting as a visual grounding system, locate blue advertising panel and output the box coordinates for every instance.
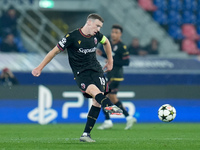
[1,85,200,124]
[1,98,199,124]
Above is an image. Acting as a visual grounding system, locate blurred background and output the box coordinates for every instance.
[0,0,200,124]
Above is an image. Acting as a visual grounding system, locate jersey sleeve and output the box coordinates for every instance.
[57,33,72,51]
[96,32,106,44]
[121,45,130,61]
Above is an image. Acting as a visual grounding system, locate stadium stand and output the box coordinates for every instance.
[154,0,168,11]
[153,10,168,25]
[168,0,182,10]
[0,0,183,56]
[0,6,28,53]
[182,10,196,24]
[168,10,182,25]
[100,0,182,56]
[138,0,200,55]
[168,24,184,40]
[182,24,200,40]
[138,0,157,11]
[183,0,197,11]
[0,0,65,53]
[182,38,200,54]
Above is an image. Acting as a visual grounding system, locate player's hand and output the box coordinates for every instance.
[103,60,113,72]
[32,67,42,77]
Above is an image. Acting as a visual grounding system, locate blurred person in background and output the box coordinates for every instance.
[0,33,19,52]
[127,37,142,55]
[96,24,137,130]
[0,67,19,86]
[144,38,159,55]
[137,48,149,56]
[0,7,18,37]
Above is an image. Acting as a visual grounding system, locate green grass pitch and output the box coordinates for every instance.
[0,123,200,150]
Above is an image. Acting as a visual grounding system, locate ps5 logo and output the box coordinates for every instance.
[28,85,136,124]
[28,85,58,125]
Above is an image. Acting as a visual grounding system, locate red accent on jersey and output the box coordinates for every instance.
[122,55,130,60]
[57,44,64,51]
[79,28,91,38]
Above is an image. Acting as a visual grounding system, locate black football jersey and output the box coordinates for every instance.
[57,28,106,77]
[107,41,129,80]
[111,41,129,67]
[100,40,130,81]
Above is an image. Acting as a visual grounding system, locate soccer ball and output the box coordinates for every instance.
[158,104,176,122]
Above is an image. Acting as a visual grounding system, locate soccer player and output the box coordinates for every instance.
[96,24,137,130]
[32,14,122,143]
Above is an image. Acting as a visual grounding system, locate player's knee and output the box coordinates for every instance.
[86,84,103,98]
[92,99,101,108]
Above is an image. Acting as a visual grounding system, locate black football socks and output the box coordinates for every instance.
[84,105,101,134]
[95,93,113,107]
[103,108,110,120]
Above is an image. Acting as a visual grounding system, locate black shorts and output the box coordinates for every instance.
[75,70,109,98]
[108,80,121,94]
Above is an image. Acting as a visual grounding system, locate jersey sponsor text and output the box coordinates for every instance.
[78,47,96,54]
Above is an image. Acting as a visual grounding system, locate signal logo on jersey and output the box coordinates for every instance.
[94,37,97,44]
[78,40,81,45]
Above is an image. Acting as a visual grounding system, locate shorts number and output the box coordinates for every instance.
[99,77,105,85]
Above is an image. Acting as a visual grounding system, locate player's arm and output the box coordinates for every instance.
[32,46,61,77]
[101,37,113,72]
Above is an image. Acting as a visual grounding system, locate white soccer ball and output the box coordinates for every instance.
[158,104,176,122]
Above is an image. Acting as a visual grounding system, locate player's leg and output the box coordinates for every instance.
[97,81,118,130]
[79,71,122,142]
[80,85,122,142]
[76,70,120,112]
[97,108,113,130]
[86,84,112,107]
[85,84,122,114]
[109,94,129,117]
[100,80,136,130]
[76,71,103,142]
[108,93,135,127]
[80,99,101,142]
[75,70,112,107]
[109,93,137,130]
[97,94,127,130]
